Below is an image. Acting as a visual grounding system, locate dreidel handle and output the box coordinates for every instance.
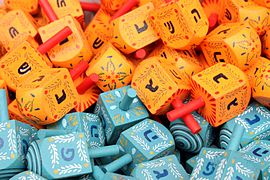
[110,0,139,21]
[88,145,121,158]
[0,89,9,122]
[70,61,89,81]
[76,73,99,94]
[226,124,245,151]
[93,166,105,180]
[119,88,137,111]
[37,129,67,139]
[134,49,147,59]
[103,154,132,173]
[171,98,201,134]
[39,0,58,22]
[208,13,219,32]
[167,97,205,121]
[37,26,73,55]
[80,2,100,12]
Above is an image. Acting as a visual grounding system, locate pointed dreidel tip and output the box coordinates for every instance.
[76,73,99,95]
[119,88,137,111]
[0,89,9,123]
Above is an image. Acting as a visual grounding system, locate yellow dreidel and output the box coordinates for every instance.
[4,0,39,15]
[34,10,48,28]
[86,43,134,92]
[0,10,38,52]
[111,2,159,54]
[0,27,73,91]
[149,0,209,50]
[84,8,113,55]
[38,0,92,68]
[132,56,190,115]
[219,0,270,35]
[201,23,261,71]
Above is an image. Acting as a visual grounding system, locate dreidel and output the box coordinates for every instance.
[38,0,92,68]
[262,30,270,59]
[245,57,270,108]
[219,0,270,35]
[0,26,73,91]
[111,2,159,54]
[94,85,149,144]
[132,56,190,115]
[167,63,251,127]
[101,0,127,14]
[93,166,136,180]
[149,0,209,50]
[4,0,39,15]
[0,79,9,103]
[139,0,169,8]
[110,0,139,21]
[220,102,270,149]
[0,89,38,179]
[80,2,100,13]
[201,23,261,71]
[201,0,221,32]
[0,10,38,51]
[254,0,270,8]
[10,171,47,180]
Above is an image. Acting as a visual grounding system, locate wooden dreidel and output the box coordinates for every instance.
[84,9,113,55]
[117,119,175,174]
[38,0,92,68]
[10,171,47,180]
[149,0,208,50]
[0,79,9,103]
[262,31,270,58]
[111,2,159,54]
[201,0,221,32]
[132,155,190,180]
[0,89,9,122]
[85,43,134,91]
[220,102,270,149]
[101,0,127,14]
[47,112,105,148]
[26,133,92,179]
[190,124,261,180]
[201,23,261,71]
[167,63,251,127]
[0,10,38,51]
[186,155,199,174]
[110,0,139,21]
[239,140,270,179]
[94,85,149,144]
[4,0,39,15]
[254,0,270,8]
[0,26,73,91]
[92,165,136,180]
[131,56,190,115]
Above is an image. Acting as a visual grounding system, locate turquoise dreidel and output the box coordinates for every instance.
[37,129,67,139]
[94,85,149,144]
[240,140,270,179]
[132,155,190,180]
[220,102,270,149]
[186,155,198,174]
[26,133,92,179]
[10,171,47,180]
[117,119,175,174]
[0,90,38,179]
[47,112,105,148]
[92,166,136,180]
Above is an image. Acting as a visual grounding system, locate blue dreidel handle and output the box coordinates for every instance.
[0,89,9,122]
[92,166,105,180]
[89,145,121,158]
[103,154,133,173]
[119,88,137,111]
[37,129,67,139]
[226,124,245,151]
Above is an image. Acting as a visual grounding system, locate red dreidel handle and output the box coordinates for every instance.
[76,73,99,94]
[208,13,218,32]
[39,0,58,22]
[134,48,147,59]
[37,26,73,55]
[110,0,139,21]
[171,98,201,134]
[70,61,89,81]
[167,97,205,121]
[80,2,100,12]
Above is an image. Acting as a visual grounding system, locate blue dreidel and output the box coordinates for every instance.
[0,90,38,179]
[47,112,105,148]
[186,155,198,174]
[220,102,270,149]
[94,85,149,144]
[117,119,175,174]
[132,154,190,180]
[92,166,136,180]
[240,140,270,179]
[170,111,215,154]
[10,171,47,180]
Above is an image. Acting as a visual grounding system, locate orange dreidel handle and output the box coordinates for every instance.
[39,0,58,22]
[37,26,73,55]
[167,97,205,121]
[110,0,139,21]
[76,73,99,94]
[70,61,89,81]
[80,2,100,12]
[171,98,201,134]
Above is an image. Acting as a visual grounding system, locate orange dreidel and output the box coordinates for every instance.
[262,29,270,58]
[38,0,92,68]
[110,0,139,21]
[200,23,261,71]
[86,43,134,92]
[80,2,100,13]
[139,0,169,7]
[111,2,159,55]
[0,10,38,51]
[167,63,251,127]
[254,0,270,8]
[149,0,209,50]
[0,26,73,91]
[4,0,39,15]
[131,56,190,115]
[201,0,221,32]
[219,0,270,35]
[245,57,270,108]
[101,0,127,14]
[84,8,113,55]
